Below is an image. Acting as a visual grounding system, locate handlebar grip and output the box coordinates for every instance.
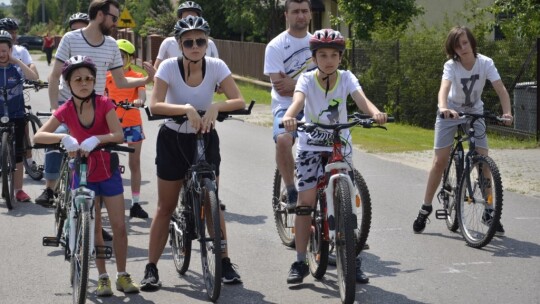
[36,111,53,117]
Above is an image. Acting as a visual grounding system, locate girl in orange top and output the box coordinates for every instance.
[105,39,148,219]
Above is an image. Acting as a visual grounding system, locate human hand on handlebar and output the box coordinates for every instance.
[371,112,388,125]
[501,113,513,126]
[439,107,459,119]
[201,103,219,133]
[282,116,297,132]
[80,136,101,156]
[61,135,79,157]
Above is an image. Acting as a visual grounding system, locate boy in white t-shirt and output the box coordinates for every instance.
[282,29,387,285]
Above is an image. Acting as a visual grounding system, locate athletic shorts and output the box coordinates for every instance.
[123,125,145,143]
[156,125,221,181]
[72,169,123,197]
[434,114,488,150]
[295,150,353,192]
[272,108,304,142]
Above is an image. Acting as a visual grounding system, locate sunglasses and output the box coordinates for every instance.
[72,76,95,84]
[105,12,119,23]
[182,38,207,49]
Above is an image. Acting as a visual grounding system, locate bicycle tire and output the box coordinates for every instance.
[456,155,503,248]
[272,168,296,247]
[441,154,461,232]
[307,188,329,279]
[2,132,14,209]
[170,199,192,275]
[334,179,356,304]
[71,204,90,304]
[23,114,44,180]
[54,160,71,242]
[352,169,372,256]
[201,178,222,302]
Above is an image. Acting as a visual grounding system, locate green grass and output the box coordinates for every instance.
[214,81,271,104]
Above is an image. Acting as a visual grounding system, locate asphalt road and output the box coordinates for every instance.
[0,56,539,304]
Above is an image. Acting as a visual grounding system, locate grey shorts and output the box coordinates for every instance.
[295,150,353,191]
[434,115,488,150]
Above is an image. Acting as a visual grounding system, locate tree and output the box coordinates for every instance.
[484,0,540,42]
[337,0,423,41]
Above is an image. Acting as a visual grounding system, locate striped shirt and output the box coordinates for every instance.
[55,29,123,101]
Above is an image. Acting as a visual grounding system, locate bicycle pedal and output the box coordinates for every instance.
[42,236,60,247]
[95,245,113,259]
[435,209,448,219]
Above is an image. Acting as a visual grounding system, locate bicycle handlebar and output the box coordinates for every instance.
[23,80,48,91]
[278,113,395,130]
[145,100,256,123]
[33,142,135,154]
[439,111,509,123]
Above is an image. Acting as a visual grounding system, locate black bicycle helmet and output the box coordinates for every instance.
[177,1,203,18]
[0,18,19,31]
[309,29,346,53]
[174,15,210,40]
[68,12,90,28]
[0,30,12,47]
[61,55,97,81]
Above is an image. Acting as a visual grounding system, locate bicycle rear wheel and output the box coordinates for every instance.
[71,203,90,304]
[441,155,461,232]
[307,189,329,279]
[170,199,192,275]
[23,114,44,180]
[54,160,71,243]
[272,168,296,247]
[200,178,222,302]
[456,155,503,248]
[352,169,371,256]
[334,179,356,304]
[1,132,14,209]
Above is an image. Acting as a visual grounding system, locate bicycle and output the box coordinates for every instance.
[22,80,49,180]
[146,100,254,302]
[434,111,506,248]
[41,144,134,304]
[281,113,392,304]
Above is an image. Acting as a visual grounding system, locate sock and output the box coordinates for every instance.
[422,204,433,213]
[117,272,128,278]
[287,186,298,203]
[297,252,306,263]
[27,157,33,164]
[99,273,109,279]
[131,192,140,206]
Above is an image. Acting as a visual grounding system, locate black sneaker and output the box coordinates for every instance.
[35,188,55,207]
[356,256,369,284]
[495,222,505,237]
[482,209,505,237]
[140,263,161,291]
[413,205,432,234]
[287,261,309,284]
[130,203,149,219]
[102,229,113,242]
[222,257,242,284]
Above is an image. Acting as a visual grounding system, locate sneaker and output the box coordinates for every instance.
[130,203,149,219]
[35,188,55,207]
[96,276,113,297]
[495,223,505,237]
[356,256,369,284]
[222,257,242,284]
[16,190,31,202]
[116,273,140,293]
[140,263,161,291]
[287,261,309,284]
[25,161,38,175]
[102,229,113,242]
[413,205,432,234]
[482,209,505,237]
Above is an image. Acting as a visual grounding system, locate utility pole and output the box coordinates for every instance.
[41,0,45,23]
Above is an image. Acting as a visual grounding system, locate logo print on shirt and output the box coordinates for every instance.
[461,74,480,107]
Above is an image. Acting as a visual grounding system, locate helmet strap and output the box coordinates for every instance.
[317,68,337,98]
[182,55,203,79]
[70,90,96,115]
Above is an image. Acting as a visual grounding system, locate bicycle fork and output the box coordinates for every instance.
[323,162,358,242]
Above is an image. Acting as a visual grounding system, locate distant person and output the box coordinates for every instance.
[42,32,55,66]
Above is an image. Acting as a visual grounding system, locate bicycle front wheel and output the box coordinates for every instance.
[334,179,356,304]
[307,189,329,279]
[442,155,461,232]
[23,114,44,180]
[71,205,90,304]
[54,160,71,243]
[170,200,192,275]
[1,132,15,209]
[272,168,296,247]
[352,169,372,255]
[200,178,222,302]
[457,155,503,248]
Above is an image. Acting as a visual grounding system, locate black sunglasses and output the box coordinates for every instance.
[182,38,207,49]
[105,12,119,23]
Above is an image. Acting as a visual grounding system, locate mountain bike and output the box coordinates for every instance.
[41,144,134,304]
[281,113,392,304]
[22,80,48,180]
[146,100,254,302]
[435,111,506,248]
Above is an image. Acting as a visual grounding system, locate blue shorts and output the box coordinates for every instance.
[272,109,304,142]
[72,169,123,197]
[123,125,145,143]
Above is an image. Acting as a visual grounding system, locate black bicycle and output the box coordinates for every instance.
[146,100,254,302]
[434,111,506,248]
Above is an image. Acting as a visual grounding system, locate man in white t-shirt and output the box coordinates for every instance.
[153,1,219,70]
[263,0,315,211]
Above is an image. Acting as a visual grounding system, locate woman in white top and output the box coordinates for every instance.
[140,15,244,291]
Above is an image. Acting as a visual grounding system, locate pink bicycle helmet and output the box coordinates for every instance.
[309,29,345,53]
